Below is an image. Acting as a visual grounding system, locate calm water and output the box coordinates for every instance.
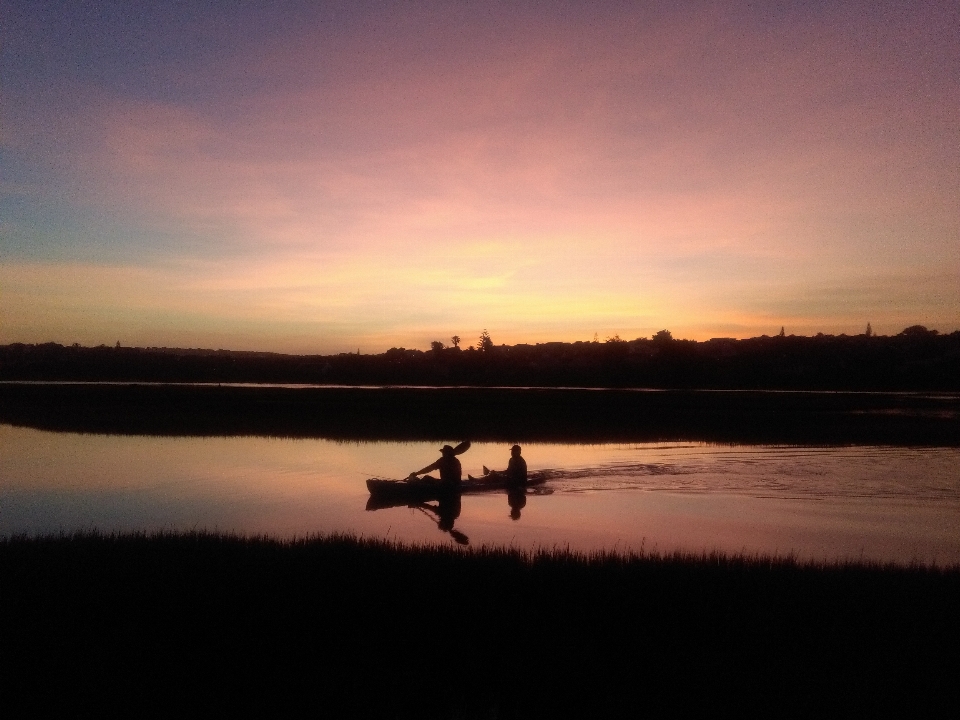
[2,423,959,564]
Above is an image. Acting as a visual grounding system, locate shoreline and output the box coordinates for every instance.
[5,529,959,570]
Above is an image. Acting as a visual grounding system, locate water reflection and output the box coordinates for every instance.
[2,424,959,563]
[415,496,468,545]
[507,487,527,520]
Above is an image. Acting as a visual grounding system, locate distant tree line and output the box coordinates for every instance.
[1,326,957,390]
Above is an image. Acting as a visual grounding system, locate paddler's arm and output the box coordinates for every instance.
[410,459,441,478]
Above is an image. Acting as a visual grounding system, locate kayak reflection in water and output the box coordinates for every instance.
[416,495,468,545]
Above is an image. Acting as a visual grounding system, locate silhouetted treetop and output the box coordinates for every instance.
[477,329,493,352]
[899,325,937,337]
[2,327,958,390]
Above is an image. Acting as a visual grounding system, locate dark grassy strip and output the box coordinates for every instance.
[4,331,960,390]
[2,533,958,718]
[2,383,959,445]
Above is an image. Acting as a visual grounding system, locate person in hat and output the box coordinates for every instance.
[505,444,527,486]
[409,444,464,492]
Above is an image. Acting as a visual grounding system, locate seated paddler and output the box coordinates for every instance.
[409,443,465,491]
[506,444,527,486]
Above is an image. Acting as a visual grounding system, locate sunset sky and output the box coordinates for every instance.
[2,0,958,353]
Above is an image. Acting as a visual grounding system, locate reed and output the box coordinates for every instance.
[3,531,958,718]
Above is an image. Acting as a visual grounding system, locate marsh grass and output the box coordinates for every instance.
[3,531,958,718]
[2,383,958,445]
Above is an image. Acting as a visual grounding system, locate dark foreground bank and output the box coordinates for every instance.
[2,382,959,445]
[2,533,958,718]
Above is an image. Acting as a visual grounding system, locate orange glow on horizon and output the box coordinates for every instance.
[2,2,957,352]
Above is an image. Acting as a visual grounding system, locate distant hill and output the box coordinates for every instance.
[1,328,958,390]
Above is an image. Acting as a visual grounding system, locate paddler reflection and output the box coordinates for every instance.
[507,486,526,520]
[416,495,468,545]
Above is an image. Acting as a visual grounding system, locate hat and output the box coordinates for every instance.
[440,444,455,454]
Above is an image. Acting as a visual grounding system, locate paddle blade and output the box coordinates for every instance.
[450,529,470,545]
[453,440,471,455]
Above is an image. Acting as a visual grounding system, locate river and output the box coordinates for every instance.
[2,424,958,564]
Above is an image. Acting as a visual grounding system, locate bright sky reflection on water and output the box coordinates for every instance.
[2,425,958,564]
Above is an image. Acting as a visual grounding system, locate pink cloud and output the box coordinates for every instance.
[4,2,957,349]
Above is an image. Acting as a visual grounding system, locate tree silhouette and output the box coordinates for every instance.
[477,329,493,352]
[778,326,785,338]
[899,325,937,337]
[865,323,873,337]
[4,332,959,390]
[450,335,461,348]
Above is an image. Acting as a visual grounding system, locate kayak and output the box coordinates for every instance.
[365,470,546,510]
